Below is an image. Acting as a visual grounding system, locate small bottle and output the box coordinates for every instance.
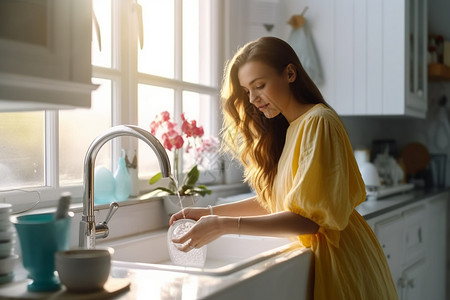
[126,150,139,197]
[114,149,132,202]
[436,35,444,63]
[429,46,438,63]
[54,192,71,220]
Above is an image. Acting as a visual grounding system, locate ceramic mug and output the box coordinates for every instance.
[11,212,73,292]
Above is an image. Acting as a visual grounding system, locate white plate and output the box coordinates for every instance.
[0,204,12,215]
[0,254,18,275]
[0,241,14,259]
[167,219,207,267]
[0,272,14,284]
[0,219,12,231]
[0,230,15,243]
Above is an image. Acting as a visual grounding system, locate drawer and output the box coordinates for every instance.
[402,205,426,264]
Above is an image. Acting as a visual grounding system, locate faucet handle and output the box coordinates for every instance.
[102,202,119,225]
[95,202,119,239]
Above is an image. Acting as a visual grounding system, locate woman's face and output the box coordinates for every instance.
[238,60,296,120]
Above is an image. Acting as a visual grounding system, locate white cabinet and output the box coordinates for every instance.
[375,214,405,292]
[400,259,427,300]
[425,195,447,300]
[371,192,448,299]
[0,0,96,111]
[277,0,428,118]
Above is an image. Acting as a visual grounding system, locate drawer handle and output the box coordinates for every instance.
[418,227,422,243]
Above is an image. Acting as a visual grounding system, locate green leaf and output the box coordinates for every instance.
[183,165,200,186]
[149,172,162,185]
[190,186,212,196]
[150,187,176,195]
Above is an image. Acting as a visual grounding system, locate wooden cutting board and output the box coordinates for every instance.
[400,142,430,176]
[0,276,131,300]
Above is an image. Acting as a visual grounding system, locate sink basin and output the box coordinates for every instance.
[103,230,302,276]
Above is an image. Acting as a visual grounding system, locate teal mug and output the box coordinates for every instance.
[11,212,73,292]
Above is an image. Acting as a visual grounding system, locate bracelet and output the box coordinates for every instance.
[237,216,241,236]
[208,205,213,215]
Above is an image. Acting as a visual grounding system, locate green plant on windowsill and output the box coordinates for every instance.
[149,165,211,197]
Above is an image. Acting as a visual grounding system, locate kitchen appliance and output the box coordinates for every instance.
[355,149,381,201]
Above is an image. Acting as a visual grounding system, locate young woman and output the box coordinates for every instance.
[170,37,398,299]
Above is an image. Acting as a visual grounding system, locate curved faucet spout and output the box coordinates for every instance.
[80,125,171,249]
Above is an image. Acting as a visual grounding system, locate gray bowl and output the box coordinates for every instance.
[55,248,113,292]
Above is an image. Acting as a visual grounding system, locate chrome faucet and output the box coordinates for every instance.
[79,125,171,249]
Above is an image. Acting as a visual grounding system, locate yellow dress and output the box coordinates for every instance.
[271,104,398,300]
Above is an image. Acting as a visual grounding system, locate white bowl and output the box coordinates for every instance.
[0,254,18,275]
[167,219,207,267]
[55,248,113,292]
[0,241,14,258]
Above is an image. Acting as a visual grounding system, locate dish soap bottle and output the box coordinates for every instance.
[114,149,132,202]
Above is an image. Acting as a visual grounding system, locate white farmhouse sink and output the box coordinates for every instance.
[103,230,302,276]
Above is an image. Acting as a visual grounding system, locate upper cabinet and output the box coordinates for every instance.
[225,0,428,117]
[298,0,428,118]
[0,0,96,111]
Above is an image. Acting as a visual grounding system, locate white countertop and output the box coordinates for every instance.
[356,187,449,220]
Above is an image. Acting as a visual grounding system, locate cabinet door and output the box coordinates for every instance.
[402,205,426,264]
[405,0,427,117]
[0,0,71,80]
[281,0,427,117]
[425,196,447,300]
[401,259,427,300]
[0,0,94,110]
[374,214,404,295]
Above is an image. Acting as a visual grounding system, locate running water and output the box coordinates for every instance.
[168,174,186,219]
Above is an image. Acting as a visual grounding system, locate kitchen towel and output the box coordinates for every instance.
[288,20,324,85]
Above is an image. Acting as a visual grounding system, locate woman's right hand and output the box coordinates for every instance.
[169,207,210,226]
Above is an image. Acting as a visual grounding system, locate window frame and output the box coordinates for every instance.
[1,0,223,211]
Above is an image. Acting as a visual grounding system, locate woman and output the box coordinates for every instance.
[170,37,398,299]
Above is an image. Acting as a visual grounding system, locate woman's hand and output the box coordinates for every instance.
[169,207,210,226]
[172,215,224,252]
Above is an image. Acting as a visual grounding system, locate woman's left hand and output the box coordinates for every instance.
[172,215,223,252]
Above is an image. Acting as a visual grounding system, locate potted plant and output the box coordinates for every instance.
[149,111,217,214]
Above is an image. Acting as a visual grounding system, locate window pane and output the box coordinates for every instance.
[0,112,44,189]
[92,0,112,68]
[183,0,212,85]
[182,91,217,172]
[59,78,112,185]
[138,0,175,78]
[137,84,174,178]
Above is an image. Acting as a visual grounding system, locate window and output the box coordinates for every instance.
[0,0,221,208]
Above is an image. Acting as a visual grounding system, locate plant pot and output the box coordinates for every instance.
[163,195,200,215]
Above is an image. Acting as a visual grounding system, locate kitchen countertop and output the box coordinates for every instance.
[1,188,447,300]
[356,187,449,220]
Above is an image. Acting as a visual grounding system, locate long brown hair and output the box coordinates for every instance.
[220,36,327,208]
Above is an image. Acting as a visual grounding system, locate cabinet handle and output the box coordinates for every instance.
[407,279,415,288]
[397,277,406,289]
[133,0,144,50]
[418,227,422,243]
[92,10,102,51]
[386,254,391,259]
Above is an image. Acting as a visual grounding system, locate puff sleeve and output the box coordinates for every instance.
[273,108,365,248]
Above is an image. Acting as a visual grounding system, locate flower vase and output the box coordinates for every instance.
[163,195,199,216]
